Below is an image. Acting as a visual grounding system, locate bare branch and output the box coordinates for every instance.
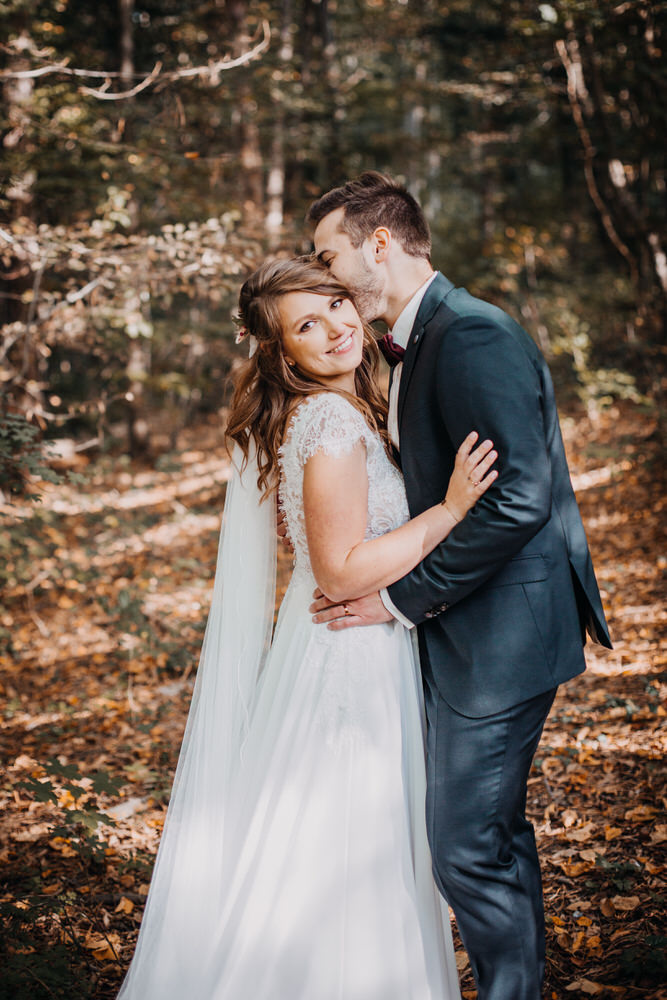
[66,278,102,304]
[0,20,271,98]
[0,59,74,80]
[166,20,271,79]
[79,61,162,101]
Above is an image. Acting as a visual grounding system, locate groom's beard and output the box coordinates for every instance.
[347,263,384,323]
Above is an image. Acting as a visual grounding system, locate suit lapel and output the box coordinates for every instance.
[397,272,455,431]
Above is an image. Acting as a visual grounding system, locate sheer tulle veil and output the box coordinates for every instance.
[117,440,276,997]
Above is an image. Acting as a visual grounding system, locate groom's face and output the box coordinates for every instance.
[313,208,385,323]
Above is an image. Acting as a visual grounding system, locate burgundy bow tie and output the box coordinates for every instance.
[378,333,405,368]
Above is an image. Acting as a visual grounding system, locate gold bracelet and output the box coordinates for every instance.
[441,500,461,523]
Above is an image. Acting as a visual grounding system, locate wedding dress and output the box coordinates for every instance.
[118,391,460,1000]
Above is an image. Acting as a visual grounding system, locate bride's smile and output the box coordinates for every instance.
[327,331,354,354]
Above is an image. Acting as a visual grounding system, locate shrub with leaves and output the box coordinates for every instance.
[0,412,62,501]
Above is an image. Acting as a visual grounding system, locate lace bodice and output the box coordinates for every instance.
[279,393,409,584]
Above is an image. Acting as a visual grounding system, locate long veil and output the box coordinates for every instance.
[118,442,276,998]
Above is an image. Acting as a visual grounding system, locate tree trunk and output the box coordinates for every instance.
[116,0,151,455]
[118,0,135,89]
[318,0,332,51]
[126,337,151,457]
[228,0,263,220]
[266,119,285,247]
[240,97,264,218]
[2,31,35,269]
[266,0,295,245]
[1,29,41,404]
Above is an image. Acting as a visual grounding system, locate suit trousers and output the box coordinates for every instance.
[423,672,557,1000]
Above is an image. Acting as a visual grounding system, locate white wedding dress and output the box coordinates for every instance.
[118,392,460,1000]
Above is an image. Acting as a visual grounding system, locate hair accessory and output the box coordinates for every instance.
[235,323,257,357]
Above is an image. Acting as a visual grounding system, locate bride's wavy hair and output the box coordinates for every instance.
[227,256,388,498]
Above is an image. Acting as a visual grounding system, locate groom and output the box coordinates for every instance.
[307,172,611,1000]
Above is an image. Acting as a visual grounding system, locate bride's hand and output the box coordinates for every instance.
[443,432,498,522]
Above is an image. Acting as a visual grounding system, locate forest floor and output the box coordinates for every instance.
[0,397,665,1000]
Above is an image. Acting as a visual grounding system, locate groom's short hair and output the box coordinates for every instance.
[307,171,431,260]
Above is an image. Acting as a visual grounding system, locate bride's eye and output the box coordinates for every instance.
[299,319,315,333]
[330,298,344,310]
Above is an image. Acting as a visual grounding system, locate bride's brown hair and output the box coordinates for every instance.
[227,256,388,498]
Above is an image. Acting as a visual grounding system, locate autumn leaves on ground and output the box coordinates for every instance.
[1,400,664,1000]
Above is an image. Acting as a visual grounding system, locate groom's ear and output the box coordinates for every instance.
[370,226,391,262]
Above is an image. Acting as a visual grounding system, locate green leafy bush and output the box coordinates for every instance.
[0,412,61,501]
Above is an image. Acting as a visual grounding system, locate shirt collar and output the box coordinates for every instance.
[389,272,438,350]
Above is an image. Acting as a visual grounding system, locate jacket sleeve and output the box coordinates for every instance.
[387,316,553,625]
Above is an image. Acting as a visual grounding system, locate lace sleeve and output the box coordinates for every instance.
[291,393,369,466]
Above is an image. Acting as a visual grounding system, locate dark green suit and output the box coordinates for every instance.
[387,273,611,999]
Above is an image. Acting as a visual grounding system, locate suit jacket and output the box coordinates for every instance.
[387,273,612,717]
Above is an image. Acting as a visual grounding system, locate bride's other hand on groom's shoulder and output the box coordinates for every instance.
[310,589,393,629]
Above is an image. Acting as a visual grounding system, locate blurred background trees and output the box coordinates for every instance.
[1,0,665,494]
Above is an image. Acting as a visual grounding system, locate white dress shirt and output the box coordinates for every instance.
[380,272,438,628]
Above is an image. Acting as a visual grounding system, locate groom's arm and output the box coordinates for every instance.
[387,316,552,625]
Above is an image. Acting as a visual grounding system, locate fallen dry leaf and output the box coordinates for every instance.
[84,930,121,963]
[455,950,470,971]
[604,825,623,841]
[566,822,597,842]
[560,859,595,877]
[624,804,657,823]
[610,894,641,912]
[566,980,603,995]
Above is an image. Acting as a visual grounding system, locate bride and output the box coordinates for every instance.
[117,257,497,999]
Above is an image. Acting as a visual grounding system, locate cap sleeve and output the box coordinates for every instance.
[290,393,369,466]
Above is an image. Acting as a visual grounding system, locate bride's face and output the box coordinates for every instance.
[279,290,364,391]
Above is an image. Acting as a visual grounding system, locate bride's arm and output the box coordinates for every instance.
[304,432,497,604]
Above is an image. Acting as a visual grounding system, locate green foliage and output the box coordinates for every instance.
[12,758,123,892]
[591,855,642,894]
[0,895,93,1000]
[97,585,195,675]
[0,412,62,500]
[619,935,667,985]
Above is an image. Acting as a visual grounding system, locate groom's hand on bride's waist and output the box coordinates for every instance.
[310,590,393,630]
